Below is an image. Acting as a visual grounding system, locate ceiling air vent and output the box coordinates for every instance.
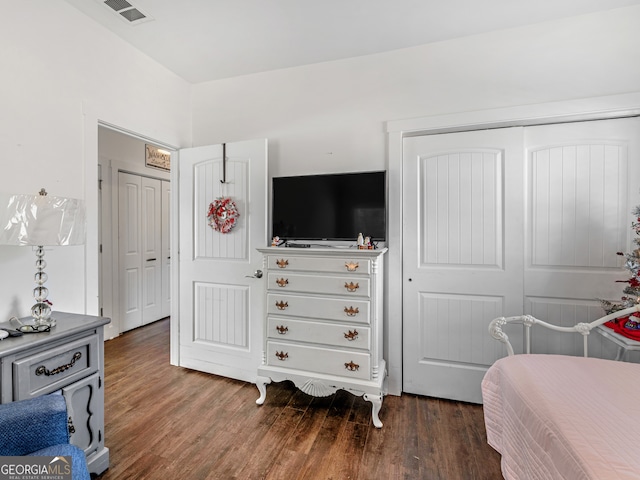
[104,0,132,11]
[101,0,153,25]
[119,8,146,22]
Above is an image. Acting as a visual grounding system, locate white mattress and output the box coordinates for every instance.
[482,354,640,479]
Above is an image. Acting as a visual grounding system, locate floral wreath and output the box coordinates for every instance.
[207,197,240,234]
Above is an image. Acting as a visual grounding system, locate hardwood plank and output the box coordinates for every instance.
[262,394,333,480]
[202,383,298,479]
[359,393,419,479]
[233,406,306,479]
[278,390,356,480]
[461,400,504,479]
[96,318,504,479]
[283,394,333,455]
[320,421,369,480]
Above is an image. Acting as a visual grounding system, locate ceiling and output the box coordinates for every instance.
[63,0,640,84]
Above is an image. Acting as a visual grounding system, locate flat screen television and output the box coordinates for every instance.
[272,170,386,243]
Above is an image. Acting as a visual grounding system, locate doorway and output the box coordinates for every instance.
[98,126,174,338]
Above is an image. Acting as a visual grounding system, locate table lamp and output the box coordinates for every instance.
[0,188,86,326]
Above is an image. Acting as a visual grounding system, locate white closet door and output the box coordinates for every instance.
[161,180,171,318]
[402,117,640,403]
[118,172,165,332]
[141,176,162,324]
[524,117,640,356]
[119,172,143,331]
[402,128,525,403]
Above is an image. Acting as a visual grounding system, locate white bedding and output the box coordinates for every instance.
[482,354,640,479]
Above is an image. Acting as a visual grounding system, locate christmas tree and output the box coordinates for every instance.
[600,204,640,314]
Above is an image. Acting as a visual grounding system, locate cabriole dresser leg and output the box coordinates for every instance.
[255,376,272,405]
[363,393,383,428]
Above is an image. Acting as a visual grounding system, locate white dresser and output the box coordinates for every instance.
[256,247,387,427]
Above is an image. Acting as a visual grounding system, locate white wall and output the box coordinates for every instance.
[192,5,640,176]
[0,1,191,321]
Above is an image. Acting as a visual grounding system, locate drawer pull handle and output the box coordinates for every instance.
[345,261,359,272]
[276,278,289,288]
[344,306,359,317]
[344,282,359,292]
[275,301,288,310]
[35,352,82,377]
[276,325,289,335]
[275,351,289,361]
[68,416,76,435]
[345,361,360,371]
[276,259,289,268]
[344,329,359,341]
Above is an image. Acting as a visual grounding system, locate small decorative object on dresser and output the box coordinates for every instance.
[255,247,387,427]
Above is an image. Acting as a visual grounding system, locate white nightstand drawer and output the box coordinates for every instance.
[267,294,370,324]
[267,317,371,350]
[267,272,370,297]
[267,341,371,380]
[13,334,100,400]
[268,255,371,274]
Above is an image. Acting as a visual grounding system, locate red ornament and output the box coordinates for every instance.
[605,313,640,341]
[207,197,240,234]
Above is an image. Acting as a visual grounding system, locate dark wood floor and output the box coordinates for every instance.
[97,318,503,480]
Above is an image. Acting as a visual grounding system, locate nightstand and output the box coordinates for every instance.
[594,324,640,361]
[0,311,110,475]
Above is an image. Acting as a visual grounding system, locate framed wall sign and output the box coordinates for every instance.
[145,144,171,171]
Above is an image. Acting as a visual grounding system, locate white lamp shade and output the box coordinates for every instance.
[0,193,86,246]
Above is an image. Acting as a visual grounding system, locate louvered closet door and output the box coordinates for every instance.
[403,128,525,403]
[524,117,640,356]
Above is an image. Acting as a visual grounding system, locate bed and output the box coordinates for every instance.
[482,306,640,480]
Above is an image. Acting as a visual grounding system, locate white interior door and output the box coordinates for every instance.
[402,128,526,403]
[119,172,143,331]
[161,180,171,318]
[177,139,267,383]
[141,176,162,324]
[402,117,640,403]
[524,117,640,355]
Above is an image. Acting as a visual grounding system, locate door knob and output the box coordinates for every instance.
[246,269,263,279]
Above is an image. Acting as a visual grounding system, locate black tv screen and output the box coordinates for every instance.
[272,171,386,242]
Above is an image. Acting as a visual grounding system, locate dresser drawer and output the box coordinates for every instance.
[13,334,100,400]
[268,255,371,274]
[267,293,370,324]
[267,317,371,350]
[267,341,370,380]
[267,272,370,297]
